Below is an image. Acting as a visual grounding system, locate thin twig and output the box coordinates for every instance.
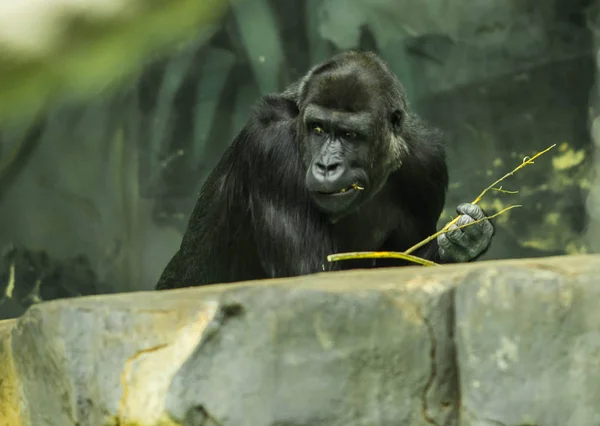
[492,186,518,194]
[327,251,438,266]
[327,143,556,267]
[403,205,521,255]
[328,205,521,266]
[471,144,555,204]
[440,143,556,233]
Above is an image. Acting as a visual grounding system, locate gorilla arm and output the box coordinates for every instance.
[156,95,332,289]
[246,96,336,278]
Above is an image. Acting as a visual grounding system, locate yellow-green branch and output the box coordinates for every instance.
[402,204,521,255]
[327,143,556,267]
[326,251,438,266]
[327,205,521,266]
[474,144,556,202]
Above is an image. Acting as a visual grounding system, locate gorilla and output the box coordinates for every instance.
[156,51,494,290]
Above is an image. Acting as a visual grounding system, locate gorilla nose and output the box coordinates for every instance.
[312,160,345,183]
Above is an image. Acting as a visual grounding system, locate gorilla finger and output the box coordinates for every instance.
[456,203,486,220]
[438,236,471,262]
[460,215,488,239]
[437,233,454,252]
[457,214,475,227]
[465,222,494,258]
[445,224,473,249]
[445,224,462,241]
[481,219,494,239]
[438,246,446,260]
[466,236,490,259]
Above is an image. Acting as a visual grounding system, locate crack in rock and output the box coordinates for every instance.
[463,404,539,426]
[117,343,169,425]
[419,306,440,426]
[184,404,223,426]
[168,301,245,426]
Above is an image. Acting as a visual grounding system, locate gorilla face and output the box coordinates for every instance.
[302,105,371,215]
[299,59,408,218]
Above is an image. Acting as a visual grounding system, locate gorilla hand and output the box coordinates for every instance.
[437,203,494,263]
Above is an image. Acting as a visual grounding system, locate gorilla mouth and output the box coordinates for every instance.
[318,183,365,195]
[310,181,365,215]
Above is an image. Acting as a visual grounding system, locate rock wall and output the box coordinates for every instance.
[1,254,599,426]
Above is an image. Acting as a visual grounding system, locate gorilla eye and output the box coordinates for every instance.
[312,124,325,135]
[344,131,357,140]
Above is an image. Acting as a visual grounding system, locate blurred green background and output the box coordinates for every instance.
[1,0,599,319]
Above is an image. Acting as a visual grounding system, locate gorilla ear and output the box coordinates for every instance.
[391,109,404,133]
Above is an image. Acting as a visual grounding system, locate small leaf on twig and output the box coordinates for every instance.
[492,185,518,194]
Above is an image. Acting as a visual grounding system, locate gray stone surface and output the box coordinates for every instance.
[165,285,457,426]
[2,254,600,425]
[6,265,461,426]
[455,260,600,425]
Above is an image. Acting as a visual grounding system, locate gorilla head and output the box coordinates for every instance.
[297,51,409,217]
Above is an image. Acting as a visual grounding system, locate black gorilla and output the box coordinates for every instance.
[156,51,494,290]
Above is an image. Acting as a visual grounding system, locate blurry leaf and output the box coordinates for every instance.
[0,116,45,199]
[0,0,230,121]
[231,0,284,94]
[305,0,332,65]
[149,49,199,174]
[192,48,237,162]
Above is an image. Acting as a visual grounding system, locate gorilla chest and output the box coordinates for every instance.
[331,203,403,252]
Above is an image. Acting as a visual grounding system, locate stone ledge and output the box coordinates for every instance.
[0,254,598,426]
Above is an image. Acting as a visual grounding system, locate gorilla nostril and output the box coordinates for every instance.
[326,162,341,173]
[314,161,343,177]
[327,162,345,179]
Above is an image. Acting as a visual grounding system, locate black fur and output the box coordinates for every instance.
[156,51,455,290]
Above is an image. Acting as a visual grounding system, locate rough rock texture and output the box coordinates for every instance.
[0,254,599,426]
[456,263,600,425]
[0,319,21,426]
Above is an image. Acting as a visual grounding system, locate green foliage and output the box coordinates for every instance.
[0,0,228,121]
